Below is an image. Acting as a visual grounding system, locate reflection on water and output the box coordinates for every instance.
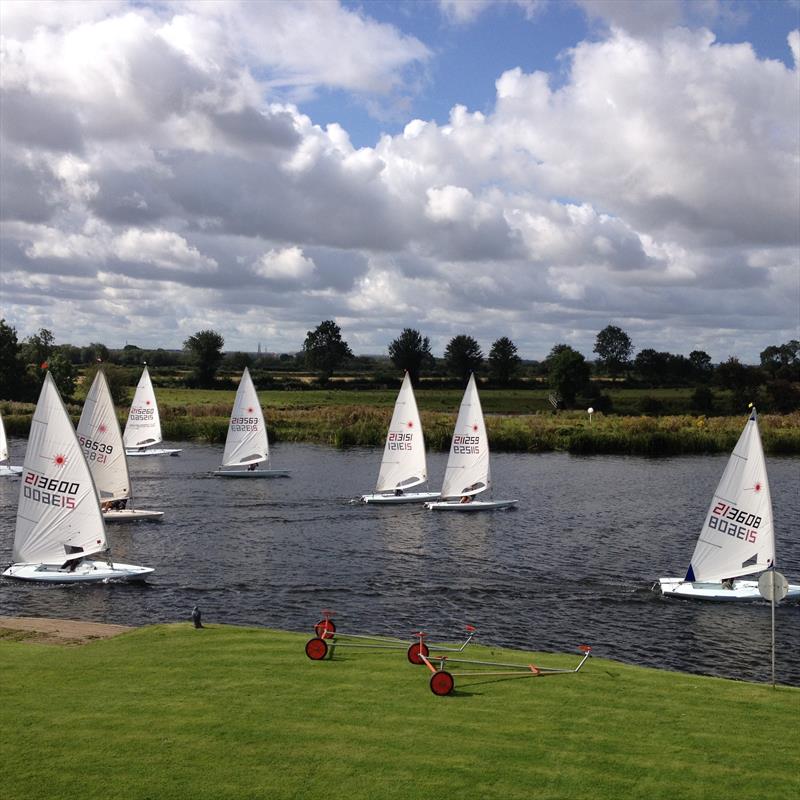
[0,438,798,685]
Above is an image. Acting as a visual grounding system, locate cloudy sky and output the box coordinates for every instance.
[1,0,798,362]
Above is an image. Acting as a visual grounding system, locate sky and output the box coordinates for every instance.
[1,0,798,362]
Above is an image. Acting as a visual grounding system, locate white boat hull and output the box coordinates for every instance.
[658,577,800,602]
[0,465,22,477]
[361,491,440,504]
[425,499,518,511]
[214,469,290,478]
[103,508,164,523]
[126,448,182,457]
[2,560,154,583]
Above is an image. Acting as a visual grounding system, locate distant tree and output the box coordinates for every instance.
[765,380,800,414]
[444,334,483,384]
[45,351,77,399]
[760,340,800,381]
[593,325,633,379]
[82,342,110,364]
[226,351,253,372]
[0,319,26,400]
[487,337,521,385]
[118,345,144,366]
[546,344,590,407]
[388,328,433,386]
[21,328,55,368]
[691,386,715,414]
[715,356,763,411]
[303,320,353,383]
[184,329,225,388]
[689,350,713,383]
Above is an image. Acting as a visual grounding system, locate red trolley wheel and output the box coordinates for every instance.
[430,670,455,696]
[315,618,336,638]
[305,637,328,660]
[407,641,430,665]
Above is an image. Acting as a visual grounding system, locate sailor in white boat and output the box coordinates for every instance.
[394,488,404,496]
[722,577,735,590]
[248,463,257,471]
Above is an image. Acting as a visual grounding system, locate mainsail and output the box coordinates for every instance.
[685,408,775,583]
[13,373,108,564]
[0,412,8,463]
[77,370,131,503]
[222,367,269,467]
[123,366,162,449]
[375,372,427,492]
[440,374,490,500]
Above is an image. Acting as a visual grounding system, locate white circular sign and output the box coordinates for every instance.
[758,571,788,601]
[587,407,594,414]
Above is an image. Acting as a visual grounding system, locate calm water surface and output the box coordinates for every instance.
[1,440,798,685]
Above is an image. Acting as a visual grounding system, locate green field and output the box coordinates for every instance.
[1,624,797,800]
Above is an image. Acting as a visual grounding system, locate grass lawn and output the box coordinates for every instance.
[1,624,797,800]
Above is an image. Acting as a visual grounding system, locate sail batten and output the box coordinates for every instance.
[375,373,428,492]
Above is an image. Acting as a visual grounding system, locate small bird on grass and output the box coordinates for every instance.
[191,605,204,629]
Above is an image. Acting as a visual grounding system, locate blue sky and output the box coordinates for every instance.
[1,0,798,361]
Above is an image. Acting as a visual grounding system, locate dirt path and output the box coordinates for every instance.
[0,616,134,645]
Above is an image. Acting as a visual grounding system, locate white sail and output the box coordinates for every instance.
[685,408,775,583]
[77,370,131,503]
[123,366,162,449]
[13,373,108,564]
[439,374,490,500]
[0,412,8,462]
[222,367,269,467]
[375,373,427,492]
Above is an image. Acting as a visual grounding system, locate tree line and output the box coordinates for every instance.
[1,318,797,414]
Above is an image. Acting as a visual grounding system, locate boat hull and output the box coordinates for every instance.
[658,577,800,602]
[425,499,518,511]
[0,465,22,477]
[361,491,440,504]
[126,448,182,457]
[214,469,290,478]
[2,560,154,583]
[103,509,164,523]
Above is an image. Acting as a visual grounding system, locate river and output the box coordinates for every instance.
[1,440,798,685]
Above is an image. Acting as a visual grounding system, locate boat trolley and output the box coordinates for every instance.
[304,609,477,664]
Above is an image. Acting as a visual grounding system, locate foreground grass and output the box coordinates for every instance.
[1,625,797,800]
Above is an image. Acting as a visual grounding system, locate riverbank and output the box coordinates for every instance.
[1,620,797,800]
[4,403,800,455]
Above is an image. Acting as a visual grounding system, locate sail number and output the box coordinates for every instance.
[387,432,413,450]
[231,416,260,432]
[78,436,114,454]
[708,502,761,543]
[23,471,79,508]
[129,407,155,421]
[452,435,480,454]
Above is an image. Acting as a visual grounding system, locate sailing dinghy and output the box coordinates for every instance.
[214,367,289,477]
[123,366,182,456]
[2,373,154,582]
[425,374,517,511]
[0,412,22,477]
[658,407,799,602]
[77,370,163,523]
[360,372,439,504]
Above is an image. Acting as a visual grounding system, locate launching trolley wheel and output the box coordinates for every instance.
[315,618,336,638]
[407,641,430,665]
[305,637,329,660]
[429,670,455,696]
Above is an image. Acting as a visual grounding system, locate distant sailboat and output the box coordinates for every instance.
[425,374,517,512]
[123,366,181,456]
[77,370,163,522]
[0,412,22,477]
[360,372,439,504]
[2,373,154,582]
[214,367,289,477]
[659,407,799,601]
